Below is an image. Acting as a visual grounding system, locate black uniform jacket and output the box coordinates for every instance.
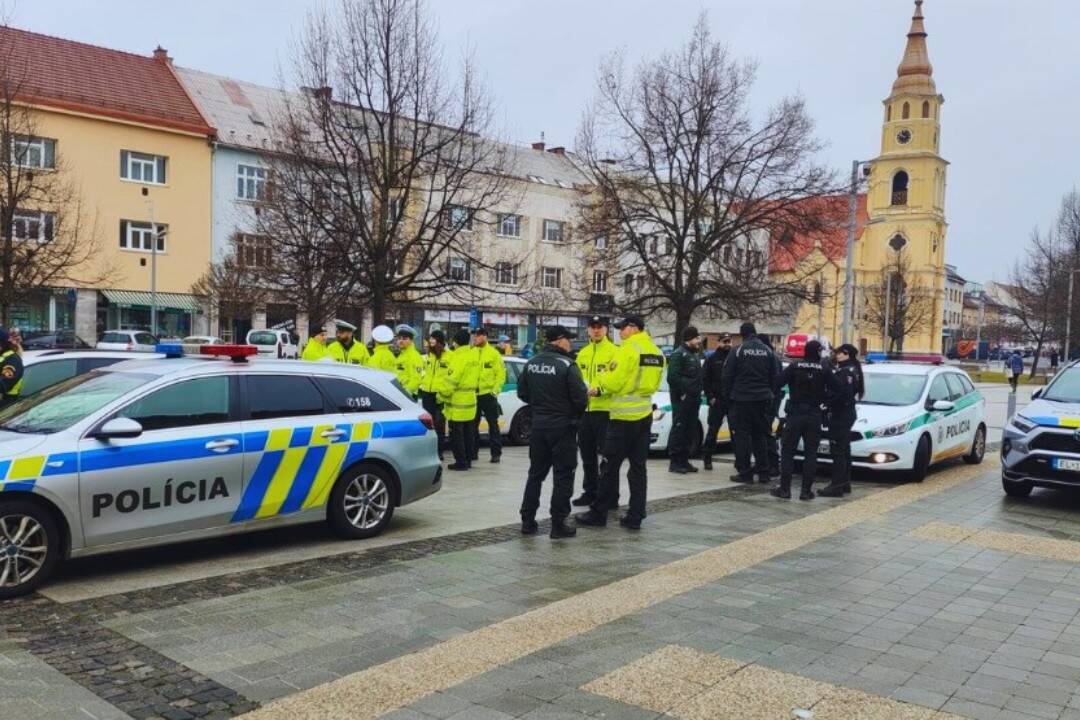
[667,344,704,403]
[721,336,779,403]
[518,344,589,430]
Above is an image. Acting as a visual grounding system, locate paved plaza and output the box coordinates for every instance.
[4,431,1080,720]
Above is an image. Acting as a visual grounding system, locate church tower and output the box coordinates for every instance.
[860,0,947,353]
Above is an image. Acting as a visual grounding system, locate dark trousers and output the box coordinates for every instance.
[767,415,781,476]
[420,391,446,454]
[701,401,726,457]
[521,425,578,521]
[449,418,476,466]
[577,411,609,500]
[731,400,772,478]
[593,417,651,520]
[471,393,502,459]
[781,408,821,491]
[668,396,700,466]
[828,409,856,487]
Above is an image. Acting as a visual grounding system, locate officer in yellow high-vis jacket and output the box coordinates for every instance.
[572,316,617,508]
[469,327,507,464]
[367,325,398,373]
[301,328,330,362]
[393,324,425,399]
[420,330,452,459]
[0,329,24,406]
[439,329,480,470]
[576,315,664,530]
[326,320,370,365]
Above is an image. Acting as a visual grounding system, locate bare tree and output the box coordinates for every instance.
[262,0,513,326]
[576,14,838,338]
[190,238,270,342]
[863,251,936,353]
[1006,228,1061,376]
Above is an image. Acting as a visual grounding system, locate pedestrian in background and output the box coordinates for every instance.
[518,325,588,539]
[721,322,779,484]
[420,330,451,460]
[701,333,731,470]
[470,327,506,464]
[497,335,513,356]
[573,316,616,508]
[441,329,480,470]
[1008,349,1023,393]
[772,340,836,500]
[819,343,863,497]
[1051,349,1060,374]
[667,325,704,473]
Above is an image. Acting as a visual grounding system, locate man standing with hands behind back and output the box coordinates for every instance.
[666,325,704,474]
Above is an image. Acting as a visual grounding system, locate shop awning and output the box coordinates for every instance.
[101,290,202,313]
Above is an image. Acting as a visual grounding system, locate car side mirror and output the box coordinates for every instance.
[94,417,144,440]
[929,399,954,412]
[1032,387,1043,399]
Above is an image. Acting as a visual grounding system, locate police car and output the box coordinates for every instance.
[1002,361,1080,497]
[650,374,730,454]
[795,361,987,480]
[477,357,532,444]
[0,345,441,598]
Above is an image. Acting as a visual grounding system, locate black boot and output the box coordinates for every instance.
[729,474,754,484]
[575,510,608,527]
[521,517,539,535]
[619,515,642,530]
[683,462,699,473]
[769,477,791,499]
[702,454,713,470]
[550,518,577,538]
[447,463,470,471]
[669,464,689,474]
[799,484,815,501]
[817,483,848,498]
[571,493,593,507]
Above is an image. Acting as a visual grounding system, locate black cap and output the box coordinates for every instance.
[544,325,577,342]
[836,343,858,358]
[681,326,700,342]
[471,326,488,336]
[804,340,823,360]
[587,315,609,327]
[739,321,756,338]
[429,329,446,345]
[613,315,645,330]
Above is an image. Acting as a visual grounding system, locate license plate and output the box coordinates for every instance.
[1054,458,1080,472]
[817,441,831,454]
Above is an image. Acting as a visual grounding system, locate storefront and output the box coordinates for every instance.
[98,290,202,339]
[7,288,76,332]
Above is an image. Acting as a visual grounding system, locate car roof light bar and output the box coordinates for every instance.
[199,344,259,363]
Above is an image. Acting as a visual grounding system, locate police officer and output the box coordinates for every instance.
[301,328,330,362]
[518,325,589,539]
[0,329,24,406]
[440,328,480,470]
[701,333,731,470]
[572,316,616,507]
[470,327,507,464]
[367,325,398,372]
[667,325,704,473]
[771,340,838,500]
[394,324,425,400]
[420,330,451,460]
[326,320,370,365]
[760,335,784,482]
[819,343,864,497]
[577,315,664,531]
[721,322,779,484]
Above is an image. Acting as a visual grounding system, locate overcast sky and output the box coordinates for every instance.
[13,0,1079,284]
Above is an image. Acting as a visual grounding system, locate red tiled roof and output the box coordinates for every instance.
[768,193,869,273]
[0,26,213,136]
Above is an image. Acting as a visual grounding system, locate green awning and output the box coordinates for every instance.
[101,290,202,313]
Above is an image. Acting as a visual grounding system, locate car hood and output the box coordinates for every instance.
[1016,398,1080,427]
[0,433,51,459]
[853,403,921,432]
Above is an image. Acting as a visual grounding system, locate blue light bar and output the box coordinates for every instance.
[155,343,184,358]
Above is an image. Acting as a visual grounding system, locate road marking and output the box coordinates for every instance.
[912,521,1080,563]
[243,462,988,720]
[583,645,963,719]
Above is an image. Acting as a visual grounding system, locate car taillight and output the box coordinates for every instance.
[419,412,435,431]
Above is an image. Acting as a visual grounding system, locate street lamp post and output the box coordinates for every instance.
[142,188,158,337]
[1065,269,1080,362]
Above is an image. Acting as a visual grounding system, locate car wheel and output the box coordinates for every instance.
[0,501,61,600]
[964,424,986,465]
[909,435,931,483]
[328,464,396,539]
[1002,476,1033,498]
[509,408,532,446]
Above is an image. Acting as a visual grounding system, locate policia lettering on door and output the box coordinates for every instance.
[92,476,229,517]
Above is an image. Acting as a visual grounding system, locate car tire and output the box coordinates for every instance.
[964,424,986,465]
[327,463,397,540]
[508,408,532,446]
[0,500,61,600]
[1001,476,1033,498]
[909,435,931,483]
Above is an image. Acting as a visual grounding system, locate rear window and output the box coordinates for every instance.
[246,375,326,420]
[317,377,399,413]
[943,373,967,400]
[248,331,279,346]
[100,332,130,344]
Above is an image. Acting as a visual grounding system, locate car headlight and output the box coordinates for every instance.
[869,421,909,438]
[1009,415,1035,434]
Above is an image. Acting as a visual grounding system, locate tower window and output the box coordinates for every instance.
[922,101,930,119]
[891,171,909,206]
[902,102,910,120]
[886,104,892,122]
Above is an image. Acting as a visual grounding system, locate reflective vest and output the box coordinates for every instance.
[576,337,617,412]
[301,340,329,362]
[367,344,397,373]
[395,345,425,396]
[0,350,22,397]
[439,347,480,422]
[421,348,453,399]
[326,339,369,366]
[600,330,665,422]
[473,343,507,395]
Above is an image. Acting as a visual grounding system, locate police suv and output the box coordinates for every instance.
[1002,362,1080,497]
[796,361,987,480]
[0,344,441,597]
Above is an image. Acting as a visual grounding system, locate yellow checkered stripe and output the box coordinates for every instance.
[0,455,47,492]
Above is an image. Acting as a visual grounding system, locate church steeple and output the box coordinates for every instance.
[892,0,936,96]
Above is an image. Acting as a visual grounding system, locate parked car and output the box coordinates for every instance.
[22,331,92,350]
[245,329,298,359]
[95,330,158,352]
[1002,361,1080,497]
[182,335,225,346]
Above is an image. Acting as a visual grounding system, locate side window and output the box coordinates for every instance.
[958,374,976,395]
[79,357,126,374]
[118,376,231,431]
[21,359,78,396]
[247,375,326,420]
[943,373,966,400]
[928,375,950,404]
[136,333,156,346]
[505,362,521,384]
[316,376,398,413]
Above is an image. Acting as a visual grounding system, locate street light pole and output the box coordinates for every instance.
[842,160,860,345]
[143,189,158,337]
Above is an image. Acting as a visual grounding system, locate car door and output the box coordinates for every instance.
[924,374,961,459]
[78,375,244,546]
[942,372,977,453]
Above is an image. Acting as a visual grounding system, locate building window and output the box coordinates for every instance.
[595,235,607,250]
[447,205,473,231]
[448,257,471,282]
[237,164,267,201]
[886,104,892,123]
[120,220,167,252]
[542,219,565,243]
[10,135,55,169]
[11,210,55,242]
[922,100,930,119]
[497,213,521,237]
[235,233,271,267]
[902,102,910,120]
[541,266,562,289]
[120,150,167,184]
[891,171,909,206]
[592,270,607,293]
[494,261,518,286]
[624,273,634,294]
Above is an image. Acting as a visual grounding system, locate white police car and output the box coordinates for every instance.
[1002,362,1080,497]
[0,345,441,597]
[796,361,986,480]
[650,375,730,454]
[477,357,532,444]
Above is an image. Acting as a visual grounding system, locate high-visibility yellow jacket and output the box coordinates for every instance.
[472,343,507,396]
[439,346,480,422]
[395,345,425,397]
[367,344,398,373]
[600,330,665,422]
[326,339,369,366]
[301,339,329,362]
[421,348,454,400]
[576,336,617,412]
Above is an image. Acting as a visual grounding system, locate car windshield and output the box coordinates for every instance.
[860,372,927,407]
[1042,367,1080,402]
[248,331,278,345]
[0,371,150,434]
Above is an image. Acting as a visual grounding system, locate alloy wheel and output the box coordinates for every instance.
[343,473,390,530]
[0,513,48,589]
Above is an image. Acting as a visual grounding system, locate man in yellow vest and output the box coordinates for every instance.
[572,316,617,508]
[420,329,452,460]
[576,315,664,530]
[301,328,330,362]
[394,324,425,399]
[440,329,480,470]
[469,327,507,464]
[326,320,369,365]
[367,325,398,372]
[0,329,24,406]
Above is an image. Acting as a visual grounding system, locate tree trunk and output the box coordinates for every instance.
[673,305,692,347]
[1030,339,1044,379]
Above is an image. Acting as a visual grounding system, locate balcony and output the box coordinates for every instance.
[891,190,908,206]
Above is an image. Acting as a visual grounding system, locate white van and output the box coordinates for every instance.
[245,329,298,359]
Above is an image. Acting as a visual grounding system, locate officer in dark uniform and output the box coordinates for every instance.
[701,333,731,470]
[721,322,779,483]
[667,325,704,473]
[517,326,589,539]
[760,335,784,481]
[0,329,24,406]
[771,340,838,500]
[819,343,864,497]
